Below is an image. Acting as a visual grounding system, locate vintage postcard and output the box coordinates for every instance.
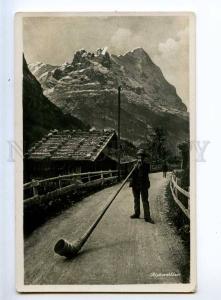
[15,12,196,293]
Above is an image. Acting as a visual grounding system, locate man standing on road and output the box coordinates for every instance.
[129,149,153,223]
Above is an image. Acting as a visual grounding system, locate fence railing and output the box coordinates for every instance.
[24,170,118,204]
[170,171,190,219]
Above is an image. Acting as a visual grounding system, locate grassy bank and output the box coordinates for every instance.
[165,183,190,283]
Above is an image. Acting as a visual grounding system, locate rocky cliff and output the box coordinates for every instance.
[23,55,89,151]
[28,47,189,152]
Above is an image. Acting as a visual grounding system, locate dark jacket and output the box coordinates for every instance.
[129,161,150,189]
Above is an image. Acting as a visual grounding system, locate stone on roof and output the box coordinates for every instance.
[26,129,116,161]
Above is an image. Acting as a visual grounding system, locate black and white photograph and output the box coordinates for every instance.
[15,12,196,292]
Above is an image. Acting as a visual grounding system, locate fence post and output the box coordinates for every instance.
[174,176,178,199]
[88,173,91,182]
[101,171,104,184]
[176,176,181,200]
[32,179,39,197]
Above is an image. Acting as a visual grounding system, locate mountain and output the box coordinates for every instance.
[28,48,189,153]
[23,55,89,151]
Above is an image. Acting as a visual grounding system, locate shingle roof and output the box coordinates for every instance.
[26,129,116,161]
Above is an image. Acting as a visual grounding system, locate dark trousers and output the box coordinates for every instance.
[163,171,167,178]
[132,187,151,219]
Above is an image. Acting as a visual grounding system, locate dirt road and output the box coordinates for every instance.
[24,172,189,284]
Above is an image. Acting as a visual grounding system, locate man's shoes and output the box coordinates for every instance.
[145,218,154,224]
[130,214,140,219]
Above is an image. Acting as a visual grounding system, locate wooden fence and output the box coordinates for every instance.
[170,171,190,219]
[24,170,118,204]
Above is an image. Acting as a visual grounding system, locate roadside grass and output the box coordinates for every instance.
[165,183,190,283]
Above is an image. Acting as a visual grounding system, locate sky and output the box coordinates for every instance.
[23,15,189,108]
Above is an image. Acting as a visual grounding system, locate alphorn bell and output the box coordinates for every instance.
[54,164,137,258]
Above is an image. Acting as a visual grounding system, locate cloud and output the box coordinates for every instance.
[154,27,189,108]
[158,27,188,58]
[109,26,190,109]
[159,38,179,54]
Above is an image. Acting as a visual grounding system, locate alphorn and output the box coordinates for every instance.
[54,164,137,258]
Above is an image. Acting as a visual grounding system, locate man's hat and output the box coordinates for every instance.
[136,148,146,156]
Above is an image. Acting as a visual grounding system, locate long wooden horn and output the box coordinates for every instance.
[54,164,137,258]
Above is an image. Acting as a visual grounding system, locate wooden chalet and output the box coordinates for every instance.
[24,129,119,181]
